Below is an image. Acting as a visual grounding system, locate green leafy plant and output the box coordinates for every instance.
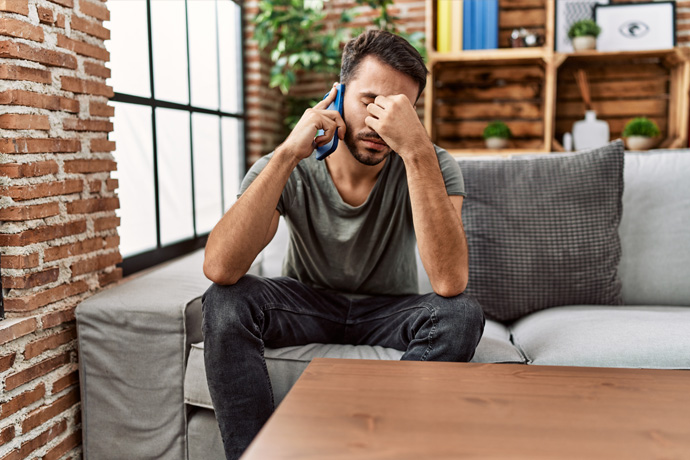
[483,121,512,139]
[253,0,426,96]
[568,19,602,39]
[622,117,661,138]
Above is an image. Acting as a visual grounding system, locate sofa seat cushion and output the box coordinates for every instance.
[511,306,690,369]
[184,319,524,410]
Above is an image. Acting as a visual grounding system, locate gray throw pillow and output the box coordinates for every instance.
[457,140,625,323]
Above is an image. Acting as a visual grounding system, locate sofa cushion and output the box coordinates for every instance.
[618,150,690,306]
[510,305,690,369]
[457,141,625,323]
[183,319,525,410]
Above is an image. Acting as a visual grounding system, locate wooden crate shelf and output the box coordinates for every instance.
[425,1,690,156]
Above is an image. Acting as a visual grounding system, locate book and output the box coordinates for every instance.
[451,0,463,52]
[437,0,452,53]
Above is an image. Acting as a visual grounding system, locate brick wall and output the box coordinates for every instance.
[0,0,119,458]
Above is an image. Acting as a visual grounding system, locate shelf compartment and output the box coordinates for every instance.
[429,60,547,153]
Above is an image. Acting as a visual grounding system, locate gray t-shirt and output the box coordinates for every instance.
[239,145,465,296]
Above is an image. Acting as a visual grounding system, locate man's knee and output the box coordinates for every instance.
[429,293,485,361]
[202,275,266,337]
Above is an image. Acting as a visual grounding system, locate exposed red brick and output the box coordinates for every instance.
[0,425,15,447]
[22,388,79,432]
[0,202,61,221]
[83,60,110,78]
[0,318,37,346]
[0,179,83,201]
[3,280,89,313]
[0,138,80,154]
[36,6,56,25]
[79,0,108,20]
[24,327,77,360]
[48,0,73,7]
[2,267,59,289]
[40,305,76,329]
[0,114,50,130]
[0,17,44,42]
[63,158,116,173]
[52,369,78,393]
[0,40,77,69]
[0,353,16,373]
[0,90,79,113]
[3,420,67,460]
[105,178,118,191]
[71,14,110,40]
[62,117,113,132]
[56,33,109,61]
[66,197,119,214]
[89,100,114,117]
[0,0,29,16]
[55,13,65,28]
[98,267,122,287]
[0,253,39,270]
[0,63,51,83]
[88,179,102,192]
[60,75,113,97]
[0,160,59,178]
[42,429,81,460]
[0,384,45,418]
[44,237,108,262]
[0,220,86,246]
[93,215,119,232]
[4,352,71,391]
[90,137,115,152]
[70,251,122,276]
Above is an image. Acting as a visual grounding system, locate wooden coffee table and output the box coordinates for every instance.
[241,358,690,459]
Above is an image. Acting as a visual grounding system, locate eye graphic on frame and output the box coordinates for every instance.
[619,21,650,39]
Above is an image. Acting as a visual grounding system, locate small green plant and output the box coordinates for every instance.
[568,19,602,39]
[622,117,661,138]
[483,121,512,139]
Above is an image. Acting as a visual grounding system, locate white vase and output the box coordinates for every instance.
[572,110,609,151]
[625,136,658,151]
[572,36,596,51]
[485,137,508,149]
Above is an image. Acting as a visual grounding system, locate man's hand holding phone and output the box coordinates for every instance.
[276,83,346,164]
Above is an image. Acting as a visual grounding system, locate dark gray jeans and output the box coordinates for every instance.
[202,275,485,460]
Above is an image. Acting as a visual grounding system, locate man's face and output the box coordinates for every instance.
[341,56,420,166]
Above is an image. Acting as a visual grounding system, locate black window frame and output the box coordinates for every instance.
[110,0,247,276]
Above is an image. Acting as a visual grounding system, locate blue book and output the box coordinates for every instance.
[474,0,482,50]
[463,0,473,50]
[487,0,498,49]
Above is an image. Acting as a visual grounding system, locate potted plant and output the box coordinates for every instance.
[568,19,601,51]
[483,121,512,149]
[622,117,661,150]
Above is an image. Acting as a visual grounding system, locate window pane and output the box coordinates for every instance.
[106,1,150,98]
[111,102,156,257]
[156,108,194,245]
[188,0,219,110]
[221,117,243,210]
[151,0,189,105]
[218,0,242,114]
[192,113,222,233]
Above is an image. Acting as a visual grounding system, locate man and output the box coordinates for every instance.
[202,30,485,460]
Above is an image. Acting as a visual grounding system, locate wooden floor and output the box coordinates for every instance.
[241,358,690,459]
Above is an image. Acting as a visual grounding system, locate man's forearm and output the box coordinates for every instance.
[203,147,300,284]
[401,146,469,297]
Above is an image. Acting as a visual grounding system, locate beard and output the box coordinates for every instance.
[343,124,392,166]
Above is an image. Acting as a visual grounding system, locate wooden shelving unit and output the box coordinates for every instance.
[424,0,690,156]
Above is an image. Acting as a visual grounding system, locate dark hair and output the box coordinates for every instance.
[340,30,428,102]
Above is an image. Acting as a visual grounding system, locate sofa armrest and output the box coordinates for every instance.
[76,249,211,460]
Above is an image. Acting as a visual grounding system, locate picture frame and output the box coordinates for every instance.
[594,1,676,52]
[555,0,609,52]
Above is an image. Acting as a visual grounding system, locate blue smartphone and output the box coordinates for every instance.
[315,83,345,160]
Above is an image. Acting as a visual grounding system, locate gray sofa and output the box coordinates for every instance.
[76,143,690,460]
